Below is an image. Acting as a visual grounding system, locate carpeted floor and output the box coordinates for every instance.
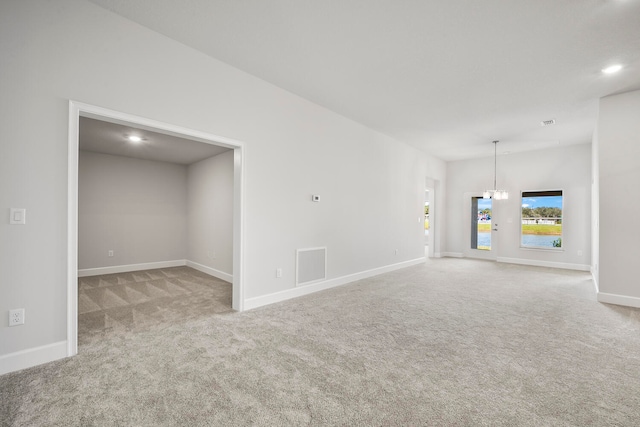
[1,258,640,426]
[76,266,233,345]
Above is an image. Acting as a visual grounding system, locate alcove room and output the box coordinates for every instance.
[77,116,234,342]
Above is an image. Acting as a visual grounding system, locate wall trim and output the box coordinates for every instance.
[186,260,233,283]
[243,257,425,310]
[496,257,590,271]
[77,259,233,283]
[78,260,187,277]
[0,341,68,376]
[442,252,464,258]
[597,292,640,309]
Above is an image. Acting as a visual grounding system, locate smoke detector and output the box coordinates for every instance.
[541,119,556,126]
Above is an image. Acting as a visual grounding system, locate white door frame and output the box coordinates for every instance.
[462,192,498,261]
[67,100,245,357]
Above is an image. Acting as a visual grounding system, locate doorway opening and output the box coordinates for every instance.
[424,192,430,246]
[424,178,437,258]
[67,101,244,358]
[424,187,434,257]
[463,192,497,261]
[472,197,492,251]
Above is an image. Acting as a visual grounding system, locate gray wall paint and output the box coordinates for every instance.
[187,151,233,275]
[0,1,446,356]
[597,89,640,299]
[445,144,592,267]
[78,151,188,269]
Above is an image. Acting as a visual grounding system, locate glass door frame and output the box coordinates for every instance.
[463,192,498,261]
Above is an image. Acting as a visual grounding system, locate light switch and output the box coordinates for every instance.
[10,208,26,225]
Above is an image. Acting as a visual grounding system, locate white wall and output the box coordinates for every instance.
[187,151,234,276]
[445,144,592,269]
[596,89,640,305]
[78,151,188,270]
[0,0,446,364]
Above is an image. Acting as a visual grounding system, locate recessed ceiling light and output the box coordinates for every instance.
[128,135,142,143]
[602,64,623,74]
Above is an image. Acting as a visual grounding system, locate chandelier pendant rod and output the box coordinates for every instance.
[493,140,498,191]
[484,140,508,200]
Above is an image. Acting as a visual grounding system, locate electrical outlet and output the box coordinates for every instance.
[108,250,114,257]
[276,268,282,278]
[394,249,399,255]
[9,308,25,326]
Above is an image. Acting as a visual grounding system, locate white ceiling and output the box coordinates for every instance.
[79,117,230,165]
[87,0,640,161]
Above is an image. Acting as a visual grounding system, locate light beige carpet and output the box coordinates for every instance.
[76,266,232,345]
[2,259,640,426]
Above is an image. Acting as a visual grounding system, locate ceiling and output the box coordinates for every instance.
[87,0,640,161]
[79,117,230,165]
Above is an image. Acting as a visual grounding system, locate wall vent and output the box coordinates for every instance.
[541,119,556,126]
[296,247,326,286]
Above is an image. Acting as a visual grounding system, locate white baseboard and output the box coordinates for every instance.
[597,292,640,309]
[496,257,590,271]
[434,252,442,258]
[442,252,463,258]
[0,341,68,376]
[78,259,232,283]
[78,260,187,277]
[244,257,426,310]
[186,260,232,283]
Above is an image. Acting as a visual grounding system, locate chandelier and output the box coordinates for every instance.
[483,140,508,200]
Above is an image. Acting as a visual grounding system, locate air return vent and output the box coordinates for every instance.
[296,247,327,286]
[541,119,556,126]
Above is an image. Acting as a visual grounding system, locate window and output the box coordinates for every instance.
[521,190,563,249]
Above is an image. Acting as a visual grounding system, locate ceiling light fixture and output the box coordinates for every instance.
[483,140,508,200]
[127,135,143,143]
[602,64,622,74]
